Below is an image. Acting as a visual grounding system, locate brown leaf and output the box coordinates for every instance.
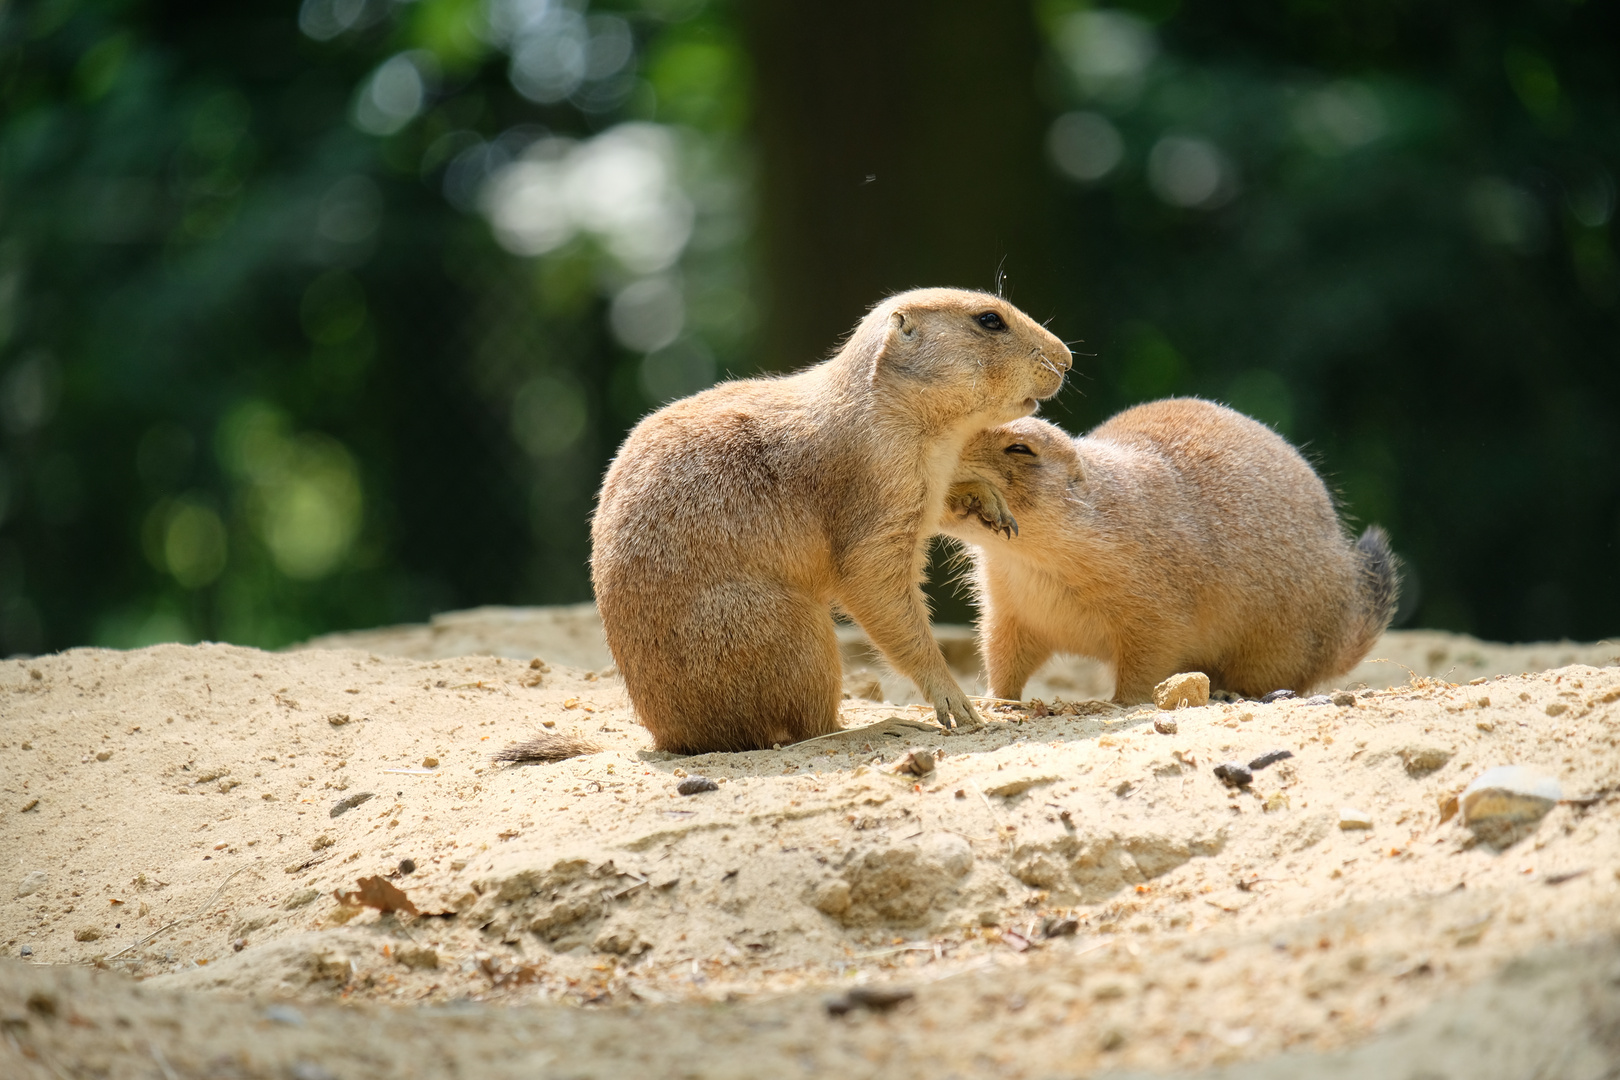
[333,875,420,915]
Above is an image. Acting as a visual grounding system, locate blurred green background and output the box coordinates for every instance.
[1,0,1615,656]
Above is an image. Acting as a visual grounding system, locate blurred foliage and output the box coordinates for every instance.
[0,0,753,653]
[0,0,1615,656]
[1029,0,1619,639]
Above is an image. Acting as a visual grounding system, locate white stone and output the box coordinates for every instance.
[1337,807,1374,830]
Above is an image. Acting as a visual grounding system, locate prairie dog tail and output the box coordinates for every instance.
[1337,525,1400,673]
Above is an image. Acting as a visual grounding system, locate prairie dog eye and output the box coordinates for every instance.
[976,312,1007,332]
[1004,443,1036,456]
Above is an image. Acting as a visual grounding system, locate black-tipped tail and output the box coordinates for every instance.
[1349,526,1400,656]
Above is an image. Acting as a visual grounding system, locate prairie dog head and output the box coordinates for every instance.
[941,417,1081,546]
[849,288,1071,428]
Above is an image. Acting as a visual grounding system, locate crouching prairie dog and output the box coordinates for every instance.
[941,398,1398,703]
[591,288,1071,754]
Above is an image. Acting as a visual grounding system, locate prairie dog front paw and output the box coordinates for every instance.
[946,479,1018,538]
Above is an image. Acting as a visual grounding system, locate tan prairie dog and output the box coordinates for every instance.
[591,288,1072,754]
[941,398,1398,703]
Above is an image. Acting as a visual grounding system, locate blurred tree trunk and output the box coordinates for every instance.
[744,0,1059,369]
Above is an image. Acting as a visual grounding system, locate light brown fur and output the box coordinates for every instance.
[591,288,1071,754]
[942,398,1399,703]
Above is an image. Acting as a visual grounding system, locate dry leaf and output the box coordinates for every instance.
[333,875,420,916]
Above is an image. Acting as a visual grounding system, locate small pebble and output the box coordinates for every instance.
[398,858,416,875]
[95,750,112,762]
[421,757,439,769]
[1304,695,1334,706]
[677,776,719,796]
[1248,749,1294,771]
[1398,745,1453,777]
[232,938,246,952]
[19,945,32,957]
[1153,718,1178,735]
[1331,691,1357,706]
[16,871,47,898]
[825,986,915,1016]
[1545,702,1568,717]
[264,1004,306,1027]
[1338,807,1374,830]
[1214,762,1253,788]
[896,749,935,776]
[1041,916,1079,938]
[327,713,352,727]
[1260,689,1296,703]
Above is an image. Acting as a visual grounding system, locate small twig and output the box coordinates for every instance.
[150,1044,179,1080]
[611,874,650,900]
[968,782,1015,854]
[857,941,940,959]
[795,717,939,748]
[107,868,245,962]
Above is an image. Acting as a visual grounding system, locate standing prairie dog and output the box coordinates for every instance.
[592,288,1071,754]
[941,398,1398,703]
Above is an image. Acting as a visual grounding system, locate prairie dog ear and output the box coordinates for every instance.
[889,308,917,341]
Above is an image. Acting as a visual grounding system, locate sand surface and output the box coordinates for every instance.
[3,609,1619,1078]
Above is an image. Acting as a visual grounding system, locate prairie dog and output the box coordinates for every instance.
[592,288,1071,754]
[941,398,1398,703]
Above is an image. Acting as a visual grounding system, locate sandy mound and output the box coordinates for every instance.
[2,609,1618,1078]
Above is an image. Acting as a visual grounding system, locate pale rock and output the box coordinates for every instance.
[1460,766,1562,850]
[1153,672,1210,710]
[1338,807,1374,830]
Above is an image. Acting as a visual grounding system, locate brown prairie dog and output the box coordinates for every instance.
[591,288,1072,754]
[941,398,1398,703]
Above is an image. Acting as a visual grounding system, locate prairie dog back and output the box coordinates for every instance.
[942,398,1398,703]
